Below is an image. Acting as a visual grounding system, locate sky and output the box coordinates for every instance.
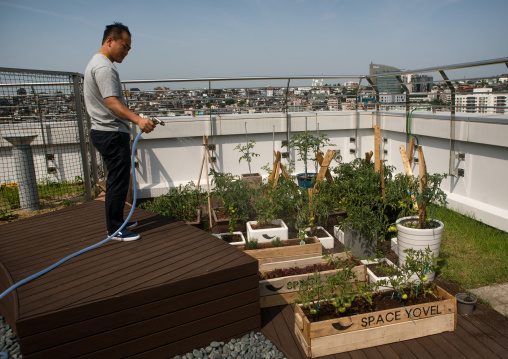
[1,0,507,88]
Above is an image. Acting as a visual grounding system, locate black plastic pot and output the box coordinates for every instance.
[297,173,317,189]
[455,293,477,314]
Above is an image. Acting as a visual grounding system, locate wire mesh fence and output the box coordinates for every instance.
[0,68,98,215]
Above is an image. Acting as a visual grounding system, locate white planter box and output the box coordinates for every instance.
[391,237,398,253]
[333,225,344,244]
[212,231,246,246]
[306,226,334,249]
[360,258,397,291]
[246,219,288,243]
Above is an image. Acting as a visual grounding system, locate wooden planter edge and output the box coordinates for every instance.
[294,283,457,357]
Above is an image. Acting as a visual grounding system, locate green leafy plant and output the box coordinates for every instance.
[235,140,260,175]
[283,131,335,177]
[378,247,439,300]
[408,172,449,229]
[245,238,258,250]
[210,170,254,225]
[139,181,205,222]
[271,236,283,247]
[333,158,387,242]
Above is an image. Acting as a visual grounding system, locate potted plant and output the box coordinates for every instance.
[294,247,456,357]
[235,139,262,186]
[455,291,477,315]
[210,170,254,232]
[259,252,365,308]
[295,189,334,249]
[283,131,335,189]
[332,159,388,258]
[396,172,448,281]
[138,181,205,225]
[247,181,289,242]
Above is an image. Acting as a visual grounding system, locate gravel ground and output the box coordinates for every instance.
[0,317,282,359]
[172,332,286,359]
[0,316,21,358]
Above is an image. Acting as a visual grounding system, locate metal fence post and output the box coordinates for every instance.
[72,73,93,201]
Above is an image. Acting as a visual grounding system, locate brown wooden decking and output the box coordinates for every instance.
[0,200,260,358]
[1,201,508,358]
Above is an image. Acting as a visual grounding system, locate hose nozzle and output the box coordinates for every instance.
[151,117,165,126]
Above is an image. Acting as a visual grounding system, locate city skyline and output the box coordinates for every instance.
[1,0,507,87]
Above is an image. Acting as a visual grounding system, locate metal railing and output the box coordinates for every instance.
[1,57,507,213]
[0,68,99,215]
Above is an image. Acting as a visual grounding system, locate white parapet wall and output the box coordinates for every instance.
[133,110,508,232]
[1,110,507,232]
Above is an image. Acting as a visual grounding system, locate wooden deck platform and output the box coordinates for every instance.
[1,200,508,358]
[0,200,260,358]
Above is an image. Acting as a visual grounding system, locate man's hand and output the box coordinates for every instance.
[136,115,156,133]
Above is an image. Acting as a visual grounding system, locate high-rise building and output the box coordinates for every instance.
[409,75,433,92]
[369,62,403,94]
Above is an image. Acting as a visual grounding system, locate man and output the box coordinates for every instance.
[84,22,155,241]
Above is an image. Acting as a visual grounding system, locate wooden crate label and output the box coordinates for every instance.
[259,265,365,296]
[295,286,456,340]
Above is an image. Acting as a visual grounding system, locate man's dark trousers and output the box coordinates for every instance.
[90,130,131,234]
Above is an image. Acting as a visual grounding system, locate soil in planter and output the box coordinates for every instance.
[251,222,281,230]
[302,284,445,323]
[246,237,316,250]
[305,228,329,238]
[221,234,243,243]
[401,218,440,229]
[366,261,392,277]
[214,207,230,220]
[259,257,360,280]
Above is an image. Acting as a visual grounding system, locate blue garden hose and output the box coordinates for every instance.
[0,119,162,301]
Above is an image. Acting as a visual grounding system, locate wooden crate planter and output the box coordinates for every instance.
[238,237,323,269]
[259,254,366,308]
[294,284,456,357]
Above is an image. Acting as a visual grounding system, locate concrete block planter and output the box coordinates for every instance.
[212,231,246,246]
[238,237,322,269]
[343,228,377,258]
[360,258,397,291]
[246,219,288,243]
[294,284,456,357]
[305,226,334,249]
[258,253,364,308]
[333,226,344,244]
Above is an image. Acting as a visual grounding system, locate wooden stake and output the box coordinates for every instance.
[316,151,335,183]
[365,151,373,164]
[204,141,213,231]
[313,150,335,193]
[374,126,381,173]
[399,145,418,210]
[408,137,416,164]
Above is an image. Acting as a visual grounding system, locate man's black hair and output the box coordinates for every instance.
[102,22,131,44]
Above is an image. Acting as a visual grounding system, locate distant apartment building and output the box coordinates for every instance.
[455,88,507,114]
[369,63,403,94]
[408,75,433,92]
[327,97,341,111]
[343,81,359,89]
